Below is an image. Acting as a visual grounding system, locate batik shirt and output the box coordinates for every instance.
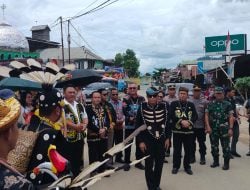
[85,104,110,141]
[0,160,34,190]
[169,100,198,134]
[64,100,88,142]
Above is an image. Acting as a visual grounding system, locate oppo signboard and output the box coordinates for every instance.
[205,34,247,56]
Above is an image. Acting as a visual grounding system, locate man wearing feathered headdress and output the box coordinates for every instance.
[0,59,75,187]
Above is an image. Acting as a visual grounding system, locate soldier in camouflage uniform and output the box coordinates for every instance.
[205,87,234,170]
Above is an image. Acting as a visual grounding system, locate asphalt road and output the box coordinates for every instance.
[85,85,250,190]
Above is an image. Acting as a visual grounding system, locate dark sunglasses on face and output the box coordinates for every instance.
[129,87,137,90]
[112,94,118,96]
[102,93,108,96]
[158,96,163,98]
[147,94,157,98]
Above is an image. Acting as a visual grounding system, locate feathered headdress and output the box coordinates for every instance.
[0,58,75,89]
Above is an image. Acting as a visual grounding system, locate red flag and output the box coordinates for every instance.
[226,31,231,55]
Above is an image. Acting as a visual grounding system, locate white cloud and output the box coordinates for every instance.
[2,0,250,73]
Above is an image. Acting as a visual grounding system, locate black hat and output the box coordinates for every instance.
[179,87,189,93]
[193,85,201,91]
[146,87,159,96]
[168,84,176,89]
[39,88,64,112]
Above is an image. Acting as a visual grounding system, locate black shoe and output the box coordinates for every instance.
[246,152,250,156]
[231,152,241,157]
[125,160,132,164]
[165,151,170,157]
[222,158,230,170]
[185,168,193,175]
[116,159,125,163]
[190,157,196,164]
[210,162,220,168]
[200,156,206,165]
[200,159,206,165]
[106,165,115,170]
[230,154,234,159]
[135,163,145,170]
[172,168,178,174]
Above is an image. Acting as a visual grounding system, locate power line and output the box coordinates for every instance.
[69,21,98,54]
[71,0,112,20]
[73,0,100,18]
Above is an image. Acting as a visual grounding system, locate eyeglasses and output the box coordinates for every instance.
[147,94,157,98]
[158,96,163,98]
[102,93,108,96]
[112,94,118,96]
[129,87,137,90]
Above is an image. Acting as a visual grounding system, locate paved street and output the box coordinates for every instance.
[89,120,250,190]
[84,86,250,190]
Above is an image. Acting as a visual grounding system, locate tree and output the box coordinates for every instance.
[114,53,123,66]
[114,49,140,77]
[235,76,250,100]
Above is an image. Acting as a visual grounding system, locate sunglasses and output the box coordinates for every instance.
[158,96,163,98]
[147,94,157,98]
[102,93,108,96]
[112,94,118,96]
[129,87,137,90]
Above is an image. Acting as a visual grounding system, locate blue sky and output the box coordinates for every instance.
[2,0,250,73]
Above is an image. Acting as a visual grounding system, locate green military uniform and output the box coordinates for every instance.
[206,87,234,167]
[206,100,233,159]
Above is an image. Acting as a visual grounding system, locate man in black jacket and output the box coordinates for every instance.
[123,82,145,169]
[170,87,198,175]
[136,87,171,190]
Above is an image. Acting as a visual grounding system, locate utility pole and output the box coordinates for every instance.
[67,20,71,64]
[60,16,65,66]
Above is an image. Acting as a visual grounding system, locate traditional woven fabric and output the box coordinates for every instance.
[7,129,38,174]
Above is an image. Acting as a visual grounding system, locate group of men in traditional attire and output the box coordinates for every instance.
[0,78,248,190]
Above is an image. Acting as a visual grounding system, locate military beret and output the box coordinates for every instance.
[215,87,224,93]
[168,84,176,89]
[146,87,159,96]
[193,85,201,91]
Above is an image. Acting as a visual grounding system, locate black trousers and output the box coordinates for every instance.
[191,128,206,158]
[58,138,84,177]
[173,133,193,170]
[114,129,124,161]
[231,121,240,152]
[124,129,143,163]
[88,139,108,172]
[144,139,165,190]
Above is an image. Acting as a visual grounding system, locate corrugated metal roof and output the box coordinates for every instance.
[31,25,50,31]
[39,47,103,61]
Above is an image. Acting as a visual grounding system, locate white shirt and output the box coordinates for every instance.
[64,99,87,124]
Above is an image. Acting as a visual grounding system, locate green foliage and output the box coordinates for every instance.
[114,53,123,66]
[114,49,140,77]
[235,76,250,99]
[152,68,169,80]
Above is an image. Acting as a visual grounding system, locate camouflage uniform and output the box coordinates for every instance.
[206,100,233,159]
